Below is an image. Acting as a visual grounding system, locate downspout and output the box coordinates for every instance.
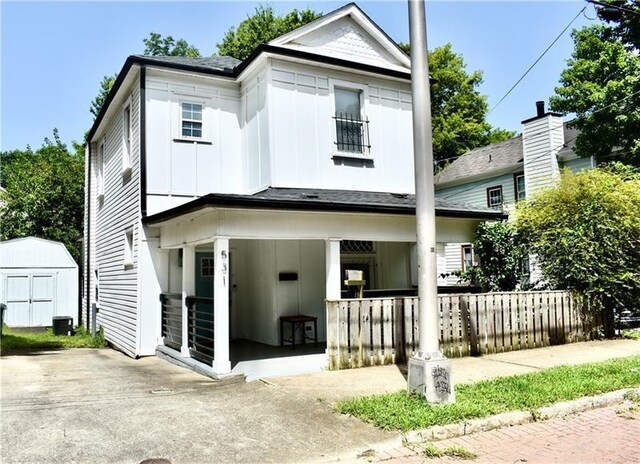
[85,143,92,329]
[140,65,147,218]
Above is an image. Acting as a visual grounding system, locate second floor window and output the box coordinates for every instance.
[97,141,105,197]
[123,104,131,170]
[487,186,503,209]
[181,102,202,138]
[515,174,526,200]
[334,88,369,154]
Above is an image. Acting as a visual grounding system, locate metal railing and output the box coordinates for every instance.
[333,113,371,154]
[185,296,215,365]
[160,293,182,351]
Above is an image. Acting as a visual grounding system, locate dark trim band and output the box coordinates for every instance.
[140,66,147,218]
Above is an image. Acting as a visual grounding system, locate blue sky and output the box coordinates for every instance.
[1,1,594,151]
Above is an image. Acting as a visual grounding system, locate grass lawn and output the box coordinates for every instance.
[1,325,105,355]
[336,356,640,431]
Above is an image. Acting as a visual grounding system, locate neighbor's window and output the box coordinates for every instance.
[97,141,105,197]
[487,186,503,209]
[123,227,134,268]
[334,88,369,153]
[461,245,474,271]
[514,174,526,201]
[122,103,132,170]
[181,102,203,138]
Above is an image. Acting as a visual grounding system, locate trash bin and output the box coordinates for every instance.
[52,316,73,336]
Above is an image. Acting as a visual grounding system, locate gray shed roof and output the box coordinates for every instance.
[131,55,241,74]
[435,136,523,188]
[145,187,505,225]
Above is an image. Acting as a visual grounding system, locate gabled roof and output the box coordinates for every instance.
[144,187,506,225]
[435,136,524,188]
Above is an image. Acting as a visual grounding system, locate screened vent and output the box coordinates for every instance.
[340,240,375,254]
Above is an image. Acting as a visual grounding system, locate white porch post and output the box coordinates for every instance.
[213,238,231,374]
[325,239,341,300]
[181,245,195,357]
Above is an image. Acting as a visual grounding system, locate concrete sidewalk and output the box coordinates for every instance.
[1,339,638,463]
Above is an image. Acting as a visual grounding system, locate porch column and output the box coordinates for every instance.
[325,239,341,300]
[181,245,195,357]
[213,238,231,374]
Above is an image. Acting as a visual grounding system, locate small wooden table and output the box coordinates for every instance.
[280,315,318,349]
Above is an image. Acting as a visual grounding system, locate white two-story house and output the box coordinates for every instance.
[84,3,503,379]
[434,101,595,285]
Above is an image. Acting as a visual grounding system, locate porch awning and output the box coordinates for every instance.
[143,187,506,226]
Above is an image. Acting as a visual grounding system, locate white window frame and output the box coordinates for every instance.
[461,244,475,272]
[487,186,503,210]
[179,100,204,140]
[122,97,132,174]
[514,174,526,201]
[97,140,105,199]
[330,80,369,159]
[123,227,134,269]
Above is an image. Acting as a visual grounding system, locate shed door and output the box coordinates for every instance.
[5,275,31,327]
[31,274,55,326]
[4,273,56,327]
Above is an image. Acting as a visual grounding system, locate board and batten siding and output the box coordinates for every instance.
[145,68,243,216]
[268,59,414,194]
[93,81,141,357]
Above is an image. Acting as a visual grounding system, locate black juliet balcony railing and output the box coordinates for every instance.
[333,112,371,154]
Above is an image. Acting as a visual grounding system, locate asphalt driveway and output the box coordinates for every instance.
[0,348,392,464]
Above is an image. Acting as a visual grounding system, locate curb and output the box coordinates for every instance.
[324,387,639,462]
[403,387,639,444]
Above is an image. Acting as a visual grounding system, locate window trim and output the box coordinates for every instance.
[201,257,214,277]
[330,79,370,159]
[123,227,134,269]
[461,244,475,272]
[122,97,132,174]
[97,140,105,199]
[179,100,204,141]
[514,173,526,201]
[486,185,503,209]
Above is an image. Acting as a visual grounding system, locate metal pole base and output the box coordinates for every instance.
[407,351,455,404]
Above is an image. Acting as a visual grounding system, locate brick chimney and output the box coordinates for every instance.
[521,101,564,199]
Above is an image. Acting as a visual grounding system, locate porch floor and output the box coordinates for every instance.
[230,339,327,381]
[230,339,326,365]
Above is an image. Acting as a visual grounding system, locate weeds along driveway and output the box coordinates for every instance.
[0,348,393,464]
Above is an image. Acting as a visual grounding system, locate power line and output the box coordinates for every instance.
[586,0,640,17]
[488,6,586,116]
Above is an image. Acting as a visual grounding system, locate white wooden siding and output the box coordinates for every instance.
[564,156,593,173]
[92,81,141,357]
[435,172,517,210]
[268,59,414,193]
[522,116,562,198]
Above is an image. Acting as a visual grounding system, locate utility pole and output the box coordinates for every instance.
[406,0,455,404]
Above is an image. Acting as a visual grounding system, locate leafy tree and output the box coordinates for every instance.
[90,74,117,119]
[594,0,640,49]
[516,164,640,319]
[217,5,322,60]
[457,221,529,292]
[550,24,640,166]
[143,32,201,57]
[0,130,85,261]
[399,43,515,163]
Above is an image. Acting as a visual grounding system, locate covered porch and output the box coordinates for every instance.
[143,189,497,379]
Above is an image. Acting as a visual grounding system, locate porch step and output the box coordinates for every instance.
[232,353,327,382]
[156,345,246,384]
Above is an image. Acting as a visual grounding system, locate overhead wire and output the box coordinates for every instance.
[487,6,587,116]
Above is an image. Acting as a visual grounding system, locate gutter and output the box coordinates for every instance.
[143,194,506,226]
[85,144,91,329]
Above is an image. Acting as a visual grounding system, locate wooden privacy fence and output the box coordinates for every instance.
[326,291,604,370]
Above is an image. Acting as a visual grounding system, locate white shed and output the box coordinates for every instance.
[1,237,78,327]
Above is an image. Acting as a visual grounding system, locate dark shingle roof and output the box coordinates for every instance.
[144,187,505,225]
[435,136,523,187]
[132,55,241,74]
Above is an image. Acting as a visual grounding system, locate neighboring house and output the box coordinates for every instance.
[83,3,503,378]
[1,237,78,327]
[435,101,595,285]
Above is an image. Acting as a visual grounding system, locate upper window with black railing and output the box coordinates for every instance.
[333,88,371,155]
